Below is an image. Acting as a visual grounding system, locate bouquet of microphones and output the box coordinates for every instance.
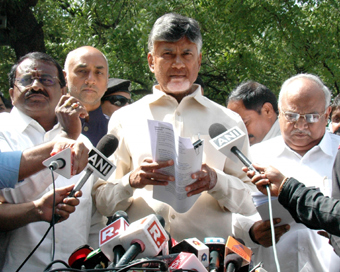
[62,210,263,272]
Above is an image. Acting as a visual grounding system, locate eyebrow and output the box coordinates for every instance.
[76,63,105,70]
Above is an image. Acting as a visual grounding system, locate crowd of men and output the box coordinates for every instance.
[1,12,340,272]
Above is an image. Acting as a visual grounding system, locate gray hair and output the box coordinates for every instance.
[148,13,202,54]
[278,73,331,110]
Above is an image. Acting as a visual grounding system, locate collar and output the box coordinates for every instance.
[8,107,60,134]
[150,84,210,108]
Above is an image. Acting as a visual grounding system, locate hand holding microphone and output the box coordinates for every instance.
[243,163,287,197]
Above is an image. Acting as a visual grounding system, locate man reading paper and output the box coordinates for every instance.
[93,13,257,242]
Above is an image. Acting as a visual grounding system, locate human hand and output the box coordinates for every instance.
[56,95,88,140]
[51,138,89,175]
[250,219,290,247]
[129,157,175,188]
[185,164,217,197]
[34,184,81,223]
[243,163,286,196]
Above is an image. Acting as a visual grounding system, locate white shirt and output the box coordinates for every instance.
[0,107,106,272]
[234,131,340,272]
[94,85,257,242]
[262,119,281,142]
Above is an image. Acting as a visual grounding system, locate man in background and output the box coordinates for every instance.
[64,46,109,146]
[329,93,340,135]
[227,80,280,145]
[101,78,132,118]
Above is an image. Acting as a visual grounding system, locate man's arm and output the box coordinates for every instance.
[0,184,81,231]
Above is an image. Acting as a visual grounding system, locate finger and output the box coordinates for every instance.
[317,230,330,239]
[71,142,89,175]
[185,179,209,197]
[140,159,174,171]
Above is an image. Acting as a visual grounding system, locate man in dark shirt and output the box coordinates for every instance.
[64,46,109,146]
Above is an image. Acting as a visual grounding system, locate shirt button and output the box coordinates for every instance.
[84,126,89,132]
[176,112,180,116]
[171,214,176,219]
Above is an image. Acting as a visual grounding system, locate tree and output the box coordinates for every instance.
[1,0,340,105]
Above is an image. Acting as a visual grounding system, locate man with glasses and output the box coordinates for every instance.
[0,52,105,271]
[64,46,110,146]
[234,73,340,271]
[101,78,132,118]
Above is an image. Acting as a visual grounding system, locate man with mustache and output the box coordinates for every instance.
[93,13,257,243]
[64,46,109,146]
[0,52,105,271]
[234,74,340,271]
[227,80,281,145]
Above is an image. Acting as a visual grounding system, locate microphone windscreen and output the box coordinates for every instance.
[96,134,119,157]
[209,123,227,139]
[107,210,129,225]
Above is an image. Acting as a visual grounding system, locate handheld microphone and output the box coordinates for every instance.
[116,214,169,267]
[69,134,119,197]
[100,211,129,264]
[68,244,94,269]
[204,237,226,272]
[224,236,252,271]
[168,252,207,271]
[170,237,210,268]
[208,123,259,174]
[43,147,72,178]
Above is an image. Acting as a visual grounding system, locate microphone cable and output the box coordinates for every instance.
[15,166,58,272]
[265,185,281,272]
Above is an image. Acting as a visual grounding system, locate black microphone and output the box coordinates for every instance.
[209,123,259,174]
[49,158,66,170]
[69,134,119,197]
[225,253,243,272]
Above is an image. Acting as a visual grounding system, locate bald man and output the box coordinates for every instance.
[64,46,110,146]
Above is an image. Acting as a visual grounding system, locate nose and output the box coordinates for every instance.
[294,116,308,129]
[85,71,96,85]
[172,55,185,69]
[30,78,44,90]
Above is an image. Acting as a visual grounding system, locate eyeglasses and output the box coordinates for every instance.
[102,95,133,107]
[15,74,60,87]
[281,110,325,123]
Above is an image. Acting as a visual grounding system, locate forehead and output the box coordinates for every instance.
[16,58,58,76]
[228,100,258,118]
[281,78,325,110]
[154,37,198,52]
[69,50,108,70]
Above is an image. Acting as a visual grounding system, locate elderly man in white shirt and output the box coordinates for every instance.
[234,73,340,272]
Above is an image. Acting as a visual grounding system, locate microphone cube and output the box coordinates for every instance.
[171,237,209,268]
[168,252,207,271]
[119,214,169,258]
[99,217,129,261]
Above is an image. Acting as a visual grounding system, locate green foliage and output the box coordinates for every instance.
[1,0,340,105]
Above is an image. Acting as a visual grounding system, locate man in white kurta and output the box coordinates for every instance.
[0,52,106,271]
[93,13,257,243]
[234,74,340,272]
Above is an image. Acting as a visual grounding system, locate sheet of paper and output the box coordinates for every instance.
[148,119,204,213]
[251,191,295,226]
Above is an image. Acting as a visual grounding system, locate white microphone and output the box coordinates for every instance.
[168,252,207,271]
[116,214,169,267]
[209,123,259,173]
[69,134,119,197]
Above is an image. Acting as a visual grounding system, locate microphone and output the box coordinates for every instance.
[208,123,259,174]
[68,244,94,269]
[168,252,207,271]
[170,237,209,268]
[100,211,129,264]
[43,147,73,178]
[83,247,109,269]
[204,237,226,272]
[69,134,119,197]
[224,236,252,272]
[116,214,169,267]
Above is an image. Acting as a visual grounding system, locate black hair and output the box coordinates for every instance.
[8,52,66,89]
[227,80,278,115]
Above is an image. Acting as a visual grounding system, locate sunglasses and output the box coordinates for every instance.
[102,95,133,107]
[15,74,60,87]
